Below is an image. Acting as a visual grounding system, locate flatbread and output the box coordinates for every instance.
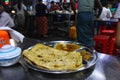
[23,44,83,71]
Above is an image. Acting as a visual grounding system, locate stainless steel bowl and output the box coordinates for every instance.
[23,41,98,79]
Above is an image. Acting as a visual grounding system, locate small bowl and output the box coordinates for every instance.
[0,45,21,67]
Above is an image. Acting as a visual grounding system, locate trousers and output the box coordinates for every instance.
[77,11,95,47]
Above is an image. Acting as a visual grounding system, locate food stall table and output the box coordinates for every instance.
[0,38,120,80]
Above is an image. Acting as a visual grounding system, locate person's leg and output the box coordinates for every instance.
[35,17,42,36]
[42,16,48,37]
[76,12,94,47]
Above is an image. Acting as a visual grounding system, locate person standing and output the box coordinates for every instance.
[14,0,27,32]
[114,2,120,48]
[99,2,112,21]
[35,0,49,37]
[116,21,120,49]
[99,1,112,28]
[70,0,102,47]
[0,5,15,27]
[49,1,60,12]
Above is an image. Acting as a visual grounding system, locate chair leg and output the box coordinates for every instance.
[109,38,116,55]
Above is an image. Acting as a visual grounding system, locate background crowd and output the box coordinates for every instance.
[0,0,120,49]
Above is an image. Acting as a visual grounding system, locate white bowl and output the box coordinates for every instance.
[0,45,21,67]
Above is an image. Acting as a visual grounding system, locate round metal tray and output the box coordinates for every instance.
[23,41,98,75]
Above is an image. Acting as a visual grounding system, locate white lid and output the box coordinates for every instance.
[0,45,21,59]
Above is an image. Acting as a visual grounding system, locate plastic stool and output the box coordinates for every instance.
[0,30,10,48]
[99,26,107,34]
[94,35,110,53]
[101,30,115,39]
[109,38,117,55]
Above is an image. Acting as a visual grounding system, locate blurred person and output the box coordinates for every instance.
[75,1,78,10]
[99,2,112,21]
[35,0,49,37]
[70,0,102,47]
[50,1,60,12]
[57,1,64,10]
[114,2,120,48]
[114,1,120,19]
[99,1,112,28]
[0,0,11,14]
[47,2,51,10]
[116,22,120,48]
[14,0,27,32]
[0,5,15,27]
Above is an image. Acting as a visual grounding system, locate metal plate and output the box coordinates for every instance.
[23,41,98,74]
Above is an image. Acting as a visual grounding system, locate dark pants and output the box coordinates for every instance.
[77,11,95,47]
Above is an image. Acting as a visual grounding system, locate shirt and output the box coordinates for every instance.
[14,4,27,15]
[100,7,112,20]
[114,3,120,18]
[78,0,94,12]
[0,11,15,27]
